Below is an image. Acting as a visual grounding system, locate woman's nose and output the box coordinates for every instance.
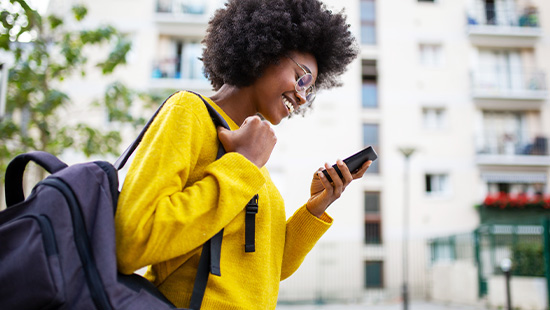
[295,90,308,106]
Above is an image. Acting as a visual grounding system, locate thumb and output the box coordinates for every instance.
[217,126,234,150]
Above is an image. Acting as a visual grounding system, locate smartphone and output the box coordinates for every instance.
[322,146,378,183]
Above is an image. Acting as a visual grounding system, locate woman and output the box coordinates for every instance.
[115,0,369,308]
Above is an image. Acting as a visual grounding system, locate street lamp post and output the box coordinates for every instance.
[399,147,415,310]
[500,258,512,310]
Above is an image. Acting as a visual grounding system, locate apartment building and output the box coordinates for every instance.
[368,0,550,306]
[45,0,550,306]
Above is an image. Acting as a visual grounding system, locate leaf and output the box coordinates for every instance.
[48,15,63,29]
[98,38,131,74]
[72,5,88,21]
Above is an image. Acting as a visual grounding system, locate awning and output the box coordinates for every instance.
[481,172,547,183]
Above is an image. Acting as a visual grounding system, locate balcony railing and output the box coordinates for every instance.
[156,0,206,15]
[467,6,539,28]
[476,134,548,156]
[471,68,547,99]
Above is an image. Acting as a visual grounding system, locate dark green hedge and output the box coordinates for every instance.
[511,242,545,277]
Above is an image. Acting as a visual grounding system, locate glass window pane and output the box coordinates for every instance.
[365,261,383,288]
[426,174,449,194]
[362,81,378,108]
[360,1,375,22]
[365,222,381,244]
[363,124,379,174]
[364,192,380,213]
[361,25,376,45]
[363,124,379,146]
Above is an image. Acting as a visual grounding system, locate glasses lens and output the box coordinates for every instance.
[296,74,313,91]
[306,90,316,103]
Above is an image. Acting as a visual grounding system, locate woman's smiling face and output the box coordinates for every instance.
[249,51,318,125]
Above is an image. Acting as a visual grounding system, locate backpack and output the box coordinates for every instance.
[0,92,251,309]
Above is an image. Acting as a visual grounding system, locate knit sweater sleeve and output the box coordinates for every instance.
[280,205,333,280]
[115,92,266,274]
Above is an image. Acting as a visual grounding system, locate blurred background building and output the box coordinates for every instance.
[42,0,550,308]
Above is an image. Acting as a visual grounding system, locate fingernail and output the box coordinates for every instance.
[318,171,324,178]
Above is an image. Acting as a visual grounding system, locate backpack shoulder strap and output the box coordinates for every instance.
[113,91,230,170]
[113,92,178,170]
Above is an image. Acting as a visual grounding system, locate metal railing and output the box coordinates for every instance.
[156,0,207,15]
[475,133,548,156]
[471,68,547,97]
[430,223,548,300]
[278,239,430,305]
[467,6,540,28]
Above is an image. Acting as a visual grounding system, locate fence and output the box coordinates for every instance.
[277,239,431,305]
[430,222,550,309]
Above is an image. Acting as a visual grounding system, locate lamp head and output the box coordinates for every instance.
[500,258,512,272]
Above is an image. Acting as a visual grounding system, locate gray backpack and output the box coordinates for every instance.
[0,92,247,309]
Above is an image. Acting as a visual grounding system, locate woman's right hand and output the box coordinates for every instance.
[217,115,277,168]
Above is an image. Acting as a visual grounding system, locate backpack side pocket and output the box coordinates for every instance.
[0,215,65,309]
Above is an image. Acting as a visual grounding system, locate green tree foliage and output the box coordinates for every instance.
[0,0,161,181]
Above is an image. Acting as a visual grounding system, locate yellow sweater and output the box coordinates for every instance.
[115,91,332,309]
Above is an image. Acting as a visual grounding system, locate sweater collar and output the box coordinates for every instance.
[204,96,240,131]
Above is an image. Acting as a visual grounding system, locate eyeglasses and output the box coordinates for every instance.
[288,57,316,107]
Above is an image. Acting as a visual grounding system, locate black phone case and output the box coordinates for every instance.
[322,146,378,183]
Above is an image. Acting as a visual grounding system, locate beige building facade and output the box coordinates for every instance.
[45,0,550,306]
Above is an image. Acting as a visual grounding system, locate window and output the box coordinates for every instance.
[480,111,526,156]
[360,0,376,45]
[362,81,377,108]
[425,173,449,195]
[153,38,205,80]
[362,60,378,108]
[364,192,381,244]
[430,238,455,263]
[365,261,384,288]
[364,191,380,213]
[419,44,443,67]
[422,107,446,129]
[476,49,530,92]
[363,124,380,174]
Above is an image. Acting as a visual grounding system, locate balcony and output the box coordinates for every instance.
[154,0,222,35]
[471,68,547,104]
[157,0,206,15]
[150,58,211,92]
[466,6,542,46]
[479,193,550,225]
[476,134,550,166]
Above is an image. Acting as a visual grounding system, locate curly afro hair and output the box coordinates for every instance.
[202,0,358,91]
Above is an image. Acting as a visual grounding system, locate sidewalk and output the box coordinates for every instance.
[277,301,489,310]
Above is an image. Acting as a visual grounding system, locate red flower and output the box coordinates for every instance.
[482,192,550,209]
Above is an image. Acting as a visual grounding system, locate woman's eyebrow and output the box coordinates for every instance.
[301,64,312,74]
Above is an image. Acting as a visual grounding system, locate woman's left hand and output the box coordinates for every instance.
[306,160,372,218]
